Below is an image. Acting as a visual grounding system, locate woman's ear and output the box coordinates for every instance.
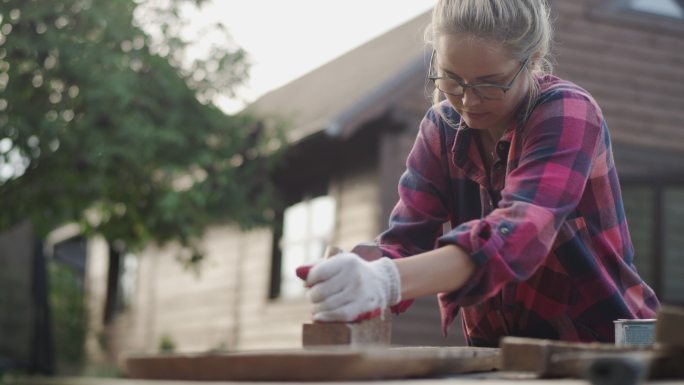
[528,52,542,70]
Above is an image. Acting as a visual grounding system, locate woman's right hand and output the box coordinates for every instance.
[298,252,401,322]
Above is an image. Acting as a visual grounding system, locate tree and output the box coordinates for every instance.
[0,0,282,261]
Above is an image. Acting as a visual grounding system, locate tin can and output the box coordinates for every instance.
[614,319,656,346]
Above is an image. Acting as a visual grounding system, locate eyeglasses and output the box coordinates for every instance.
[428,50,530,101]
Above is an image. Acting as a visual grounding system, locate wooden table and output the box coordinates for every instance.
[10,374,684,385]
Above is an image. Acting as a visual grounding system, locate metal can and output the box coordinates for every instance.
[614,319,656,346]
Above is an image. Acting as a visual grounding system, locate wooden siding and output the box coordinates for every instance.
[236,227,310,350]
[87,225,312,366]
[331,165,382,250]
[0,222,34,367]
[621,187,655,284]
[89,165,382,364]
[663,188,684,304]
[553,1,684,163]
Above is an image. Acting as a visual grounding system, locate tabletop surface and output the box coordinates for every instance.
[8,372,684,385]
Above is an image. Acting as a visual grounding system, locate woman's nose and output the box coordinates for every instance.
[461,87,482,107]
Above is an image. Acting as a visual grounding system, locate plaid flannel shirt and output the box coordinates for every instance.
[376,75,659,346]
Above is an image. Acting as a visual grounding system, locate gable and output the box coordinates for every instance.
[248,11,431,143]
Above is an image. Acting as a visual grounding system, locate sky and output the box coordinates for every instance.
[183,1,436,113]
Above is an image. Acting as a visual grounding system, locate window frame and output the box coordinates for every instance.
[621,176,684,303]
[623,0,684,19]
[269,194,337,301]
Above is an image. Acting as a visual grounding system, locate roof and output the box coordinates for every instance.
[247,11,432,142]
[250,4,684,179]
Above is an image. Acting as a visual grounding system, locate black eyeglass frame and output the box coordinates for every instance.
[427,50,530,100]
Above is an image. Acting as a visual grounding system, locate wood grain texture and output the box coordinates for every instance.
[302,311,392,346]
[655,305,684,349]
[500,337,644,378]
[125,346,500,381]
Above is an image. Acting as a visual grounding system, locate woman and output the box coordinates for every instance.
[302,0,659,346]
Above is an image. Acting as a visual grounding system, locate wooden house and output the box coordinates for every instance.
[81,0,684,368]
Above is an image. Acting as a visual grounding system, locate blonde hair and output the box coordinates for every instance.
[425,0,554,123]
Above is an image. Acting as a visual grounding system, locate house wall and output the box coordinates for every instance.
[0,222,35,369]
[553,1,684,170]
[85,165,382,365]
[83,235,112,366]
[331,165,382,250]
[86,225,288,366]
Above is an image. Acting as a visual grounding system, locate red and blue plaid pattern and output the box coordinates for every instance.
[377,75,659,346]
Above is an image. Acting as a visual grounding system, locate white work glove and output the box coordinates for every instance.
[305,252,402,322]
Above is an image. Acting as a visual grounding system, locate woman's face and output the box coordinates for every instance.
[435,34,529,136]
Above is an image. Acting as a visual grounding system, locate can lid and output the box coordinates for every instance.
[613,318,656,323]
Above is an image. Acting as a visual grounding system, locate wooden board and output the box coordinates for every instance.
[656,305,684,349]
[500,336,684,382]
[125,346,499,381]
[500,337,646,377]
[302,310,392,346]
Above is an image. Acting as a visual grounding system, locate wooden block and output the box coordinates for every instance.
[502,334,684,381]
[302,322,351,345]
[125,346,500,381]
[301,243,391,347]
[500,336,643,378]
[302,310,391,346]
[655,304,684,348]
[500,336,553,374]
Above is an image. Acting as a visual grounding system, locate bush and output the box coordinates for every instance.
[49,262,86,374]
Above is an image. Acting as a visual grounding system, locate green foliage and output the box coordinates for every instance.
[81,363,123,378]
[0,0,283,258]
[158,334,176,353]
[48,262,86,374]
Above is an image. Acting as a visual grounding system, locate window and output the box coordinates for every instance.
[663,188,684,303]
[622,182,684,303]
[277,195,336,299]
[118,252,139,310]
[588,0,684,36]
[625,0,684,19]
[52,235,87,282]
